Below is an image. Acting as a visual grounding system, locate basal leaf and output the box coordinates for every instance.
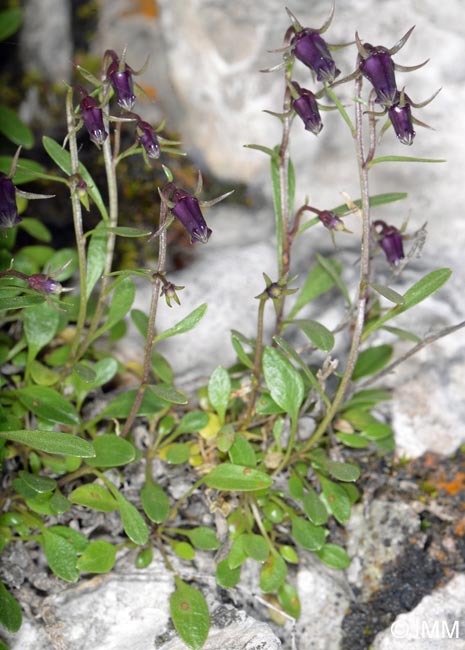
[228,434,257,468]
[141,480,170,523]
[319,476,352,524]
[147,384,188,405]
[42,529,79,582]
[278,582,301,619]
[0,8,22,42]
[216,558,241,588]
[260,553,287,593]
[0,429,94,457]
[208,366,231,425]
[316,543,350,569]
[113,489,149,545]
[24,300,60,362]
[69,484,117,512]
[0,581,22,633]
[186,527,221,551]
[77,540,116,573]
[204,463,272,492]
[170,578,210,650]
[15,386,79,425]
[0,106,33,148]
[291,516,326,551]
[86,434,136,467]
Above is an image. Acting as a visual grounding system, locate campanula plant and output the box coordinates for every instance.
[0,5,462,650]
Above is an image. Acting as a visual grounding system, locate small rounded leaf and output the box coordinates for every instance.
[170,579,210,650]
[77,540,116,573]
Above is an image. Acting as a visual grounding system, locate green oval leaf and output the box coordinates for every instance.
[0,581,22,633]
[103,226,151,238]
[228,434,257,468]
[141,481,170,524]
[186,527,220,551]
[15,386,79,425]
[170,579,210,650]
[288,257,343,319]
[174,411,209,435]
[86,434,136,468]
[302,487,328,525]
[369,283,405,305]
[69,484,118,512]
[260,553,287,593]
[316,543,350,569]
[19,470,56,494]
[291,516,326,551]
[319,476,352,524]
[208,366,231,425]
[294,319,334,352]
[335,432,370,448]
[165,443,191,465]
[204,463,272,492]
[0,106,34,148]
[0,8,22,41]
[0,430,95,457]
[113,490,149,545]
[92,278,135,341]
[352,345,393,380]
[77,540,116,573]
[155,303,207,342]
[98,389,166,420]
[147,384,188,405]
[42,529,79,582]
[242,534,269,562]
[216,558,241,588]
[86,223,107,298]
[19,217,52,243]
[324,461,360,482]
[262,346,304,422]
[278,582,301,619]
[23,300,60,362]
[173,541,196,561]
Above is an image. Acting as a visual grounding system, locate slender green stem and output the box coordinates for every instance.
[121,203,168,437]
[242,296,267,425]
[66,88,88,358]
[250,500,276,553]
[300,75,372,454]
[76,105,119,359]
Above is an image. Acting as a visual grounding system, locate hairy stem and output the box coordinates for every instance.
[66,88,88,359]
[300,75,372,453]
[121,202,168,437]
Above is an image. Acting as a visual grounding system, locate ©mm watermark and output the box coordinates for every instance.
[391,619,461,640]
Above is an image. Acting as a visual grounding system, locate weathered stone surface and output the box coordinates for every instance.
[373,573,465,649]
[20,0,72,82]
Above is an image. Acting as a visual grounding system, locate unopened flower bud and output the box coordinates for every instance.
[291,83,323,135]
[0,173,20,229]
[373,220,404,265]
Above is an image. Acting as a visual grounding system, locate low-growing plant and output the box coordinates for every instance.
[0,5,462,649]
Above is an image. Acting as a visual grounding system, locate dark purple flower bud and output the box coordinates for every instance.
[0,173,20,229]
[27,274,62,295]
[291,83,323,135]
[171,189,212,244]
[80,95,108,146]
[359,44,397,106]
[388,93,415,145]
[319,210,345,231]
[373,220,404,265]
[106,52,136,111]
[136,120,160,159]
[292,29,340,83]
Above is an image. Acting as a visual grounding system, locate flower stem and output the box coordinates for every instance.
[65,88,88,359]
[300,74,372,453]
[121,202,168,437]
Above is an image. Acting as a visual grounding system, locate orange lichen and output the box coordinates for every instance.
[121,0,158,18]
[435,471,465,496]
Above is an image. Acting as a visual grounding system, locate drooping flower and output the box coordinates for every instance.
[355,27,427,107]
[318,210,345,231]
[373,220,404,265]
[170,189,212,244]
[0,173,20,229]
[27,274,63,295]
[388,93,415,145]
[78,88,108,146]
[105,49,136,111]
[291,82,323,135]
[136,119,160,159]
[287,7,341,83]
